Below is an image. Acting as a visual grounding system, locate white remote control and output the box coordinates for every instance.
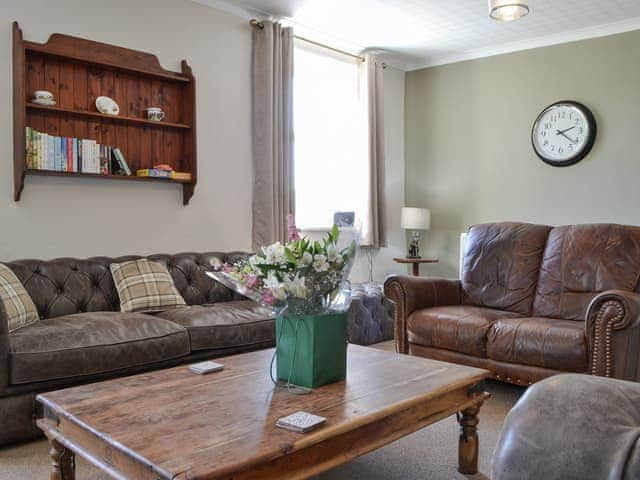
[189,361,224,375]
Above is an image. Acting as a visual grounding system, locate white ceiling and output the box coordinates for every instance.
[198,0,640,70]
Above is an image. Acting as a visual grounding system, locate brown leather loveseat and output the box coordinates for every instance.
[384,222,640,386]
[0,252,275,446]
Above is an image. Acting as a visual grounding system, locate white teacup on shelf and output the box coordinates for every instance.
[34,90,54,101]
[145,107,165,122]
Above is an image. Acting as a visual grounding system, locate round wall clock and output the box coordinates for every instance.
[531,100,597,167]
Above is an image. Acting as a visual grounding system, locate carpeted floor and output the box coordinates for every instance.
[0,343,524,480]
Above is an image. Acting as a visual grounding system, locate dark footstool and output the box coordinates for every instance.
[347,283,394,345]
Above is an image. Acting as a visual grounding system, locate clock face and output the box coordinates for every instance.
[532,101,596,167]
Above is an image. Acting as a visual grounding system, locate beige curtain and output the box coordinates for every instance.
[363,53,386,248]
[251,21,295,250]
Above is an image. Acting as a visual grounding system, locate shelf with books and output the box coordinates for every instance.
[25,170,193,184]
[13,22,197,205]
[27,103,192,130]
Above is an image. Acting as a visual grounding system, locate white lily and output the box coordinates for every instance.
[285,274,307,299]
[298,251,313,267]
[326,244,339,262]
[263,272,287,300]
[262,242,286,265]
[312,254,329,272]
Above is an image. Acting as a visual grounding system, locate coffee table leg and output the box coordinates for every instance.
[48,438,75,480]
[457,403,481,474]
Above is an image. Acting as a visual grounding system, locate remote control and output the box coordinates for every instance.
[189,361,224,375]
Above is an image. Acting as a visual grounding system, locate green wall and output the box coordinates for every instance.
[405,30,640,278]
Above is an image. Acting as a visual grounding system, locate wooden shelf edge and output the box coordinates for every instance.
[23,43,190,83]
[25,169,192,184]
[26,103,191,130]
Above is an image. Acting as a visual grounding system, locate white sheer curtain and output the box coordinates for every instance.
[293,41,368,234]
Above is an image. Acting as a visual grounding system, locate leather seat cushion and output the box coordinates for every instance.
[154,300,275,351]
[487,317,588,372]
[9,312,190,385]
[407,305,522,357]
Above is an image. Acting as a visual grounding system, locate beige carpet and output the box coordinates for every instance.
[0,344,524,479]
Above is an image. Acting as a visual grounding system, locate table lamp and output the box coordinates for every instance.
[401,207,431,258]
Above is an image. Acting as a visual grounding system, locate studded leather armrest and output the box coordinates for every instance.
[586,290,640,381]
[0,301,8,393]
[384,275,462,354]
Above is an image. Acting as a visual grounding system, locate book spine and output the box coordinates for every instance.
[61,137,67,172]
[115,148,132,175]
[77,139,81,173]
[34,131,40,169]
[59,137,64,172]
[72,139,77,173]
[100,145,108,175]
[93,142,100,174]
[53,137,57,171]
[136,169,172,178]
[37,132,43,170]
[25,127,32,169]
[46,135,51,170]
[61,138,66,172]
[67,137,72,172]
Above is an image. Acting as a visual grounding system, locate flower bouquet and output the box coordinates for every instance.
[207,224,358,390]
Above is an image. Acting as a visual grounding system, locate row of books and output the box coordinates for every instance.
[25,127,132,175]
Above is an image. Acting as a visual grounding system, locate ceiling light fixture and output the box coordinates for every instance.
[488,0,529,21]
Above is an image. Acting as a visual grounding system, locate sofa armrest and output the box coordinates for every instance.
[586,290,640,381]
[383,275,462,354]
[0,301,8,393]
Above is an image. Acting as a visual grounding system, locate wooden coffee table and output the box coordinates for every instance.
[36,345,490,480]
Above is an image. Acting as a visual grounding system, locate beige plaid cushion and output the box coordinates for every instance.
[0,264,39,332]
[110,259,186,313]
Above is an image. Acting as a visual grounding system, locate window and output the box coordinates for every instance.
[293,40,369,233]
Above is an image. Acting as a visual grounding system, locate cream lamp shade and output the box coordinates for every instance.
[401,208,431,230]
[488,0,529,21]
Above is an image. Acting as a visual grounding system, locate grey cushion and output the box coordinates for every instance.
[154,300,275,351]
[492,374,640,480]
[9,312,190,385]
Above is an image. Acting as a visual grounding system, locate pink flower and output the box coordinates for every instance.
[245,274,259,289]
[262,291,276,305]
[287,213,300,241]
[222,264,234,273]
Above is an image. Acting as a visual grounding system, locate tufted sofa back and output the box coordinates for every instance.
[462,222,640,320]
[4,252,250,320]
[461,222,552,315]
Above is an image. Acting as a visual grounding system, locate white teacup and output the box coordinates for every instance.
[145,107,165,122]
[34,90,54,100]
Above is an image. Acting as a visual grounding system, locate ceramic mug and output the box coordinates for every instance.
[145,107,165,122]
[34,90,54,100]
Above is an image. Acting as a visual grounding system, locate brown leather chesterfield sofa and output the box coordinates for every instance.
[384,222,640,386]
[0,252,275,446]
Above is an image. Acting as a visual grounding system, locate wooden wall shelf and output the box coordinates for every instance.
[26,103,192,130]
[26,169,192,184]
[13,22,198,204]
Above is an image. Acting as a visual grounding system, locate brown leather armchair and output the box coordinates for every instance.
[384,222,640,385]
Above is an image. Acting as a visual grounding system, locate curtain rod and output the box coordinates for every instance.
[250,19,366,63]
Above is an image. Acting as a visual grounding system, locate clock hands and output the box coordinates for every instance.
[556,126,576,135]
[556,127,578,144]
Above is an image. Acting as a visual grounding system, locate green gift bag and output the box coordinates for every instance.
[276,312,348,389]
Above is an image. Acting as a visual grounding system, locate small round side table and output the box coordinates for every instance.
[393,257,439,276]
